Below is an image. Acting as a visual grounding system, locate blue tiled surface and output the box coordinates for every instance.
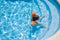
[0,0,60,40]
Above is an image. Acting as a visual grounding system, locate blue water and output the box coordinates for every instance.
[0,0,60,40]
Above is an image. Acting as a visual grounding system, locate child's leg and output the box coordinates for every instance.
[36,21,47,28]
[36,21,43,25]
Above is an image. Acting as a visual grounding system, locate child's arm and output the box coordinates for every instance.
[40,15,45,20]
[36,21,43,25]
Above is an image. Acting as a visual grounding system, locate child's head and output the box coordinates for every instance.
[32,12,36,17]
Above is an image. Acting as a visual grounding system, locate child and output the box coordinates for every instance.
[31,12,39,25]
[31,11,45,26]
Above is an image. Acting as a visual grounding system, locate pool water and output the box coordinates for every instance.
[0,0,60,40]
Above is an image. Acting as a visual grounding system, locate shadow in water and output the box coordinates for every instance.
[29,24,45,38]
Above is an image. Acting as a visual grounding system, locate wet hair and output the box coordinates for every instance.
[32,15,39,21]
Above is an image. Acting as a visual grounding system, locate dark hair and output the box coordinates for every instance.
[32,15,39,21]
